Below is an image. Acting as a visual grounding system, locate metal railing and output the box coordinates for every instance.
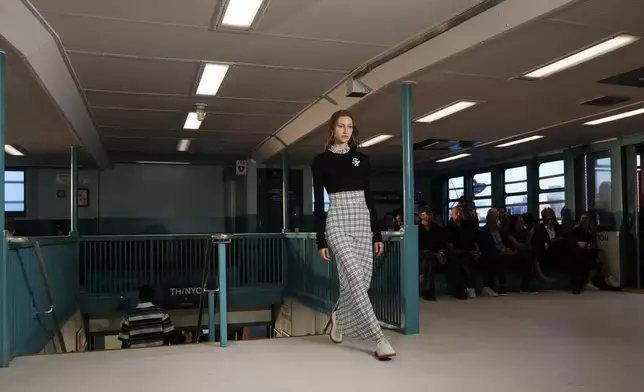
[1,235,79,367]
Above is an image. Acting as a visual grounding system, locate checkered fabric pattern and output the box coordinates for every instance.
[326,190,384,341]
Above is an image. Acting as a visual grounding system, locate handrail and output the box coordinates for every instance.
[7,236,67,353]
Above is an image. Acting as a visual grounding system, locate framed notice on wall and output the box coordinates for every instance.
[77,188,89,207]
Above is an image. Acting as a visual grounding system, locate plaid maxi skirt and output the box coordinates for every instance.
[326,190,383,341]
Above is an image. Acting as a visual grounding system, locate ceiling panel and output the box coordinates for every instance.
[432,19,620,80]
[257,0,481,46]
[219,66,343,101]
[68,54,200,94]
[30,0,219,27]
[103,137,178,153]
[39,12,386,71]
[549,0,644,37]
[85,91,308,115]
[200,113,290,133]
[92,109,184,130]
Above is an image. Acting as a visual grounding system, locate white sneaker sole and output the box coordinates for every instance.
[374,351,396,360]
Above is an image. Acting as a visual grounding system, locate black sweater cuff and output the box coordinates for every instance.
[372,232,383,243]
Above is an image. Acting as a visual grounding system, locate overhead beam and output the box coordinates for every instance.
[251,0,579,163]
[0,0,109,168]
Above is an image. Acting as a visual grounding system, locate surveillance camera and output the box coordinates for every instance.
[195,103,207,122]
[346,78,371,98]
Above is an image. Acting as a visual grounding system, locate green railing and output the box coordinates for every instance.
[284,233,403,329]
[1,236,79,367]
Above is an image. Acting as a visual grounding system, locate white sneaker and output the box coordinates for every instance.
[375,337,396,359]
[605,276,620,288]
[585,282,600,291]
[482,287,498,297]
[467,288,477,299]
[329,312,342,344]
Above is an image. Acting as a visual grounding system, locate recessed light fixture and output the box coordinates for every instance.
[522,34,640,80]
[436,153,471,163]
[359,134,394,148]
[221,0,264,28]
[5,145,24,156]
[196,63,229,96]
[584,107,644,125]
[136,161,190,165]
[415,100,479,124]
[177,139,191,152]
[184,112,202,130]
[496,135,544,147]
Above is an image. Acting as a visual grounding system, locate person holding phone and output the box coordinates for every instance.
[312,109,394,360]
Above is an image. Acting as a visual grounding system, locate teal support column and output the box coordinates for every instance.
[0,51,8,367]
[564,150,577,217]
[208,290,216,343]
[70,146,78,234]
[401,82,419,335]
[214,234,229,347]
[610,141,624,230]
[282,152,289,233]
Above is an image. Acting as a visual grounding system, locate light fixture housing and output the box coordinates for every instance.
[415,100,479,124]
[183,112,202,130]
[436,153,471,163]
[196,64,229,96]
[177,139,191,152]
[359,134,394,148]
[221,0,264,28]
[522,34,640,80]
[583,107,644,125]
[496,135,544,147]
[5,145,25,156]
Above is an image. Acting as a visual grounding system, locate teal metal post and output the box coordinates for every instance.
[208,290,216,342]
[213,234,229,347]
[401,82,419,334]
[70,146,78,234]
[0,51,8,366]
[282,152,289,233]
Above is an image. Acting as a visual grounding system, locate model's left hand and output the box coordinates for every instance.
[374,242,384,256]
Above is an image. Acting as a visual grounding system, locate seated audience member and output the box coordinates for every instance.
[479,209,538,296]
[383,213,397,231]
[119,285,175,349]
[505,215,539,293]
[532,208,565,270]
[418,207,468,300]
[568,212,620,294]
[446,206,479,299]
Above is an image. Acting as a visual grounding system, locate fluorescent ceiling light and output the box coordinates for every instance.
[359,134,394,148]
[496,135,544,147]
[177,139,191,152]
[5,145,24,156]
[184,112,202,130]
[136,161,190,165]
[221,0,264,28]
[415,101,479,124]
[436,153,471,163]
[523,34,640,80]
[196,63,229,96]
[584,108,644,125]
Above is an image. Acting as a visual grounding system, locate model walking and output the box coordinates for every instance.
[311,109,396,359]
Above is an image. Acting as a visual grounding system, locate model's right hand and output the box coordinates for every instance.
[319,248,330,261]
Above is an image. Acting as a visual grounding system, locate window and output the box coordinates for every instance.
[538,160,565,220]
[446,176,464,215]
[473,172,492,225]
[312,185,330,212]
[5,170,25,214]
[504,166,528,215]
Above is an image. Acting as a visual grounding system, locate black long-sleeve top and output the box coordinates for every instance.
[311,149,382,250]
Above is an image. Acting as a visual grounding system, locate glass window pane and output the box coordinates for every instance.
[5,170,24,182]
[476,207,491,222]
[505,166,527,182]
[539,176,565,190]
[505,182,527,194]
[505,195,527,205]
[449,189,464,200]
[5,202,24,212]
[539,191,565,203]
[539,160,564,177]
[473,198,492,207]
[5,183,24,202]
[595,157,611,212]
[473,172,492,197]
[447,176,464,189]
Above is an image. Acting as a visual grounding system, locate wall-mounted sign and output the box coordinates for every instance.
[236,160,247,175]
[56,190,66,198]
[56,172,70,184]
[372,191,422,203]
